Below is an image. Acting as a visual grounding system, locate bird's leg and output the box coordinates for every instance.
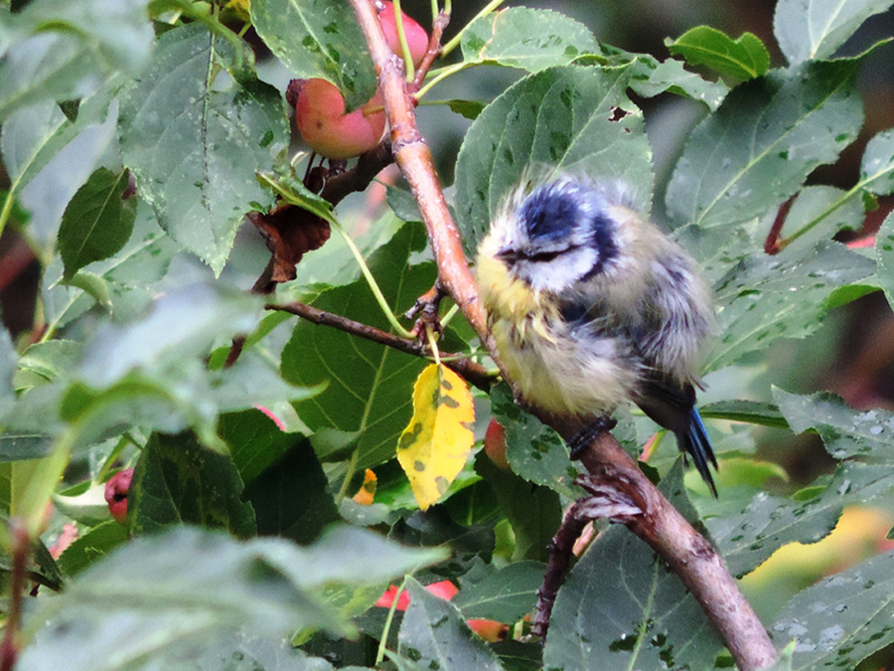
[568,416,617,459]
[531,472,642,640]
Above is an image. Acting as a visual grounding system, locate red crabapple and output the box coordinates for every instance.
[379,1,429,67]
[293,78,386,159]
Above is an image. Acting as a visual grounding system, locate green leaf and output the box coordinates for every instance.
[453,560,543,623]
[280,222,436,469]
[0,0,151,121]
[624,54,728,110]
[58,168,136,281]
[772,550,894,670]
[118,23,289,273]
[78,283,261,389]
[242,439,339,544]
[23,525,443,669]
[774,0,894,64]
[876,210,894,310]
[2,95,117,243]
[666,26,770,81]
[774,388,894,462]
[490,384,581,498]
[44,201,178,329]
[0,325,15,417]
[130,432,257,537]
[250,0,376,111]
[666,60,863,229]
[543,464,723,670]
[55,520,128,576]
[779,185,865,250]
[860,128,894,196]
[460,8,599,71]
[399,579,505,671]
[444,99,486,120]
[699,400,788,429]
[707,241,875,371]
[455,64,652,254]
[474,450,562,563]
[218,408,297,484]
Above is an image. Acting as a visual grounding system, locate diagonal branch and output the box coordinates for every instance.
[267,301,491,391]
[347,1,777,669]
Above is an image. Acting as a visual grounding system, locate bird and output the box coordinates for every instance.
[475,174,718,495]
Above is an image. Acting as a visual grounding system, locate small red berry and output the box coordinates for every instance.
[484,419,510,471]
[105,468,134,524]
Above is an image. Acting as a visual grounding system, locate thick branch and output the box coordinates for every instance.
[348,0,487,339]
[267,301,491,391]
[577,432,777,670]
[349,1,777,668]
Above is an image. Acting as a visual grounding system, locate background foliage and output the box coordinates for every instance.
[1,0,894,670]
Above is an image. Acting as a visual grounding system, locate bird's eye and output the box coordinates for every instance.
[527,250,562,263]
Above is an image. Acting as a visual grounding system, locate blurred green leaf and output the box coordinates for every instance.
[773,550,894,670]
[460,8,599,71]
[58,168,136,281]
[218,408,297,484]
[666,59,863,229]
[699,400,788,429]
[250,0,376,111]
[543,464,723,670]
[860,128,894,196]
[666,27,770,81]
[22,525,444,670]
[130,432,257,537]
[453,559,543,623]
[399,578,505,671]
[56,520,128,577]
[876,210,894,309]
[1,93,118,243]
[280,222,435,469]
[780,185,865,250]
[455,64,652,254]
[0,0,152,121]
[118,23,288,273]
[0,325,14,417]
[774,0,894,64]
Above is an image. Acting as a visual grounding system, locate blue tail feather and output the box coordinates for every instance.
[679,407,718,497]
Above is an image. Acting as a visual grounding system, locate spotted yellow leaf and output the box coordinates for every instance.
[397,364,475,510]
[226,0,250,20]
[352,468,377,505]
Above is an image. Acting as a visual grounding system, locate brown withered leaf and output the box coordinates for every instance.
[249,204,331,283]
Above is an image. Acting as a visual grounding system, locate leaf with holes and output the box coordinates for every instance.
[118,23,288,274]
[250,0,376,111]
[461,8,599,72]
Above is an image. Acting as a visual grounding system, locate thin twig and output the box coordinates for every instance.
[267,301,491,391]
[0,519,30,671]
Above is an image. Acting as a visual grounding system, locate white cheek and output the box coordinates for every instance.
[522,247,597,292]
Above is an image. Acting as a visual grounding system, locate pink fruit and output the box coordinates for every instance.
[484,419,510,471]
[105,468,134,524]
[293,78,386,159]
[379,1,429,67]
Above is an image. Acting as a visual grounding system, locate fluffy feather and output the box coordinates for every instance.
[477,175,718,494]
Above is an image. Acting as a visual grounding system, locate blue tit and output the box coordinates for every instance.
[476,175,718,494]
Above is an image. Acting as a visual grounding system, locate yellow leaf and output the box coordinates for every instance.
[225,0,250,20]
[396,364,475,510]
[352,468,377,505]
